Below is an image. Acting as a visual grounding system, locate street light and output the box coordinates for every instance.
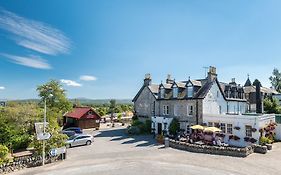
[42,93,53,166]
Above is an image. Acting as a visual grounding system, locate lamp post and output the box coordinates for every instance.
[42,93,53,166]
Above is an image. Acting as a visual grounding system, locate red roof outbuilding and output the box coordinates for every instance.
[64,107,100,120]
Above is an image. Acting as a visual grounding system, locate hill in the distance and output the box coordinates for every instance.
[9,98,133,105]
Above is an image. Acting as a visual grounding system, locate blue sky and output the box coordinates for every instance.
[0,0,280,99]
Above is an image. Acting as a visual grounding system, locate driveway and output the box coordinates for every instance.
[10,125,281,175]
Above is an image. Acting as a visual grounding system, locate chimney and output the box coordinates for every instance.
[207,66,217,82]
[144,73,151,86]
[229,78,237,85]
[166,74,174,84]
[255,80,263,113]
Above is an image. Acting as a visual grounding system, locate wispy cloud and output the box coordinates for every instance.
[0,86,5,90]
[60,79,82,87]
[80,75,97,81]
[1,53,51,69]
[0,9,71,55]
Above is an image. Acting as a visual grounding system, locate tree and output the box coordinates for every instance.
[37,80,72,126]
[169,118,180,136]
[269,68,281,93]
[31,80,72,154]
[264,97,281,114]
[253,79,262,87]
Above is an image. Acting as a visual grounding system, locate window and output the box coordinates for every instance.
[245,125,252,137]
[160,87,165,98]
[214,122,220,128]
[88,111,93,115]
[187,86,193,98]
[188,105,193,115]
[220,123,226,133]
[219,106,222,114]
[173,87,178,98]
[227,124,233,134]
[163,105,169,115]
[217,91,220,98]
[208,122,213,127]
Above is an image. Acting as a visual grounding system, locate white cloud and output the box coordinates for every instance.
[60,79,82,87]
[1,53,52,69]
[0,86,5,90]
[0,9,71,55]
[80,75,97,81]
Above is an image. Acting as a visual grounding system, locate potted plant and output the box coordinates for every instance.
[233,135,240,141]
[234,126,240,130]
[249,138,257,143]
[251,128,257,132]
[244,137,250,142]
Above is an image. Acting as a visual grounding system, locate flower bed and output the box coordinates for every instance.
[169,139,253,158]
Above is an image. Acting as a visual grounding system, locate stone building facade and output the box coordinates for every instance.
[133,67,248,135]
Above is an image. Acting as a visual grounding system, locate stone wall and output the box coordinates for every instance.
[169,139,253,157]
[0,154,65,174]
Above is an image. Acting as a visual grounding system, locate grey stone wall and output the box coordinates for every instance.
[134,87,157,118]
[0,154,65,174]
[169,139,253,158]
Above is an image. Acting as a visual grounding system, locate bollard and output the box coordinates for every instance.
[164,137,169,148]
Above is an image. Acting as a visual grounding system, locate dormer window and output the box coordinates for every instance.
[160,87,165,98]
[173,87,178,98]
[187,86,193,98]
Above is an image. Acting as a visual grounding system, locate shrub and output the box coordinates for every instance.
[259,136,273,145]
[169,118,180,136]
[0,144,9,165]
[127,126,141,135]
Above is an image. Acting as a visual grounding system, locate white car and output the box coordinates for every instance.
[66,134,94,148]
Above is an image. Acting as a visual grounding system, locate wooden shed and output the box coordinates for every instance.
[63,107,101,129]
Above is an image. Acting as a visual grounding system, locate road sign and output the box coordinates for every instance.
[35,122,51,140]
[50,147,66,156]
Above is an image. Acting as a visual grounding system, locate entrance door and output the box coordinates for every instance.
[157,123,162,135]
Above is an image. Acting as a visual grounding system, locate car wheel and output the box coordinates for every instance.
[66,144,71,148]
[86,141,91,145]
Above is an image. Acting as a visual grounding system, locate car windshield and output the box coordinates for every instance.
[68,135,77,140]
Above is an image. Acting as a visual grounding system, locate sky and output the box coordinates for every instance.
[0,0,281,100]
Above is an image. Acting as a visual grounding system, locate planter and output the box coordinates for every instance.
[266,144,272,150]
[244,137,250,142]
[233,135,240,141]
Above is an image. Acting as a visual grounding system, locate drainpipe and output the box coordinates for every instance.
[196,99,199,124]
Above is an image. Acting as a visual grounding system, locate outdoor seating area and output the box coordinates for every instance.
[177,125,228,147]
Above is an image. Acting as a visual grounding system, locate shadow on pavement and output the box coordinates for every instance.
[95,128,159,147]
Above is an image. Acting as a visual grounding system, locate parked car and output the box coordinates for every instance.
[65,134,94,148]
[63,127,83,134]
[61,130,76,137]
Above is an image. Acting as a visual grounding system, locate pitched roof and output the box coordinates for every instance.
[190,80,202,87]
[64,107,100,119]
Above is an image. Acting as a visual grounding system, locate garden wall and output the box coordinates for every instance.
[169,139,253,157]
[0,154,65,174]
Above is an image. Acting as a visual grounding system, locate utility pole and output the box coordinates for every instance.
[42,98,46,166]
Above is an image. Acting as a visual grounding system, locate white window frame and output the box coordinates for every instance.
[227,124,233,134]
[220,123,226,133]
[187,86,193,98]
[188,105,193,115]
[163,105,169,115]
[245,125,252,137]
[173,87,178,98]
[208,122,213,127]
